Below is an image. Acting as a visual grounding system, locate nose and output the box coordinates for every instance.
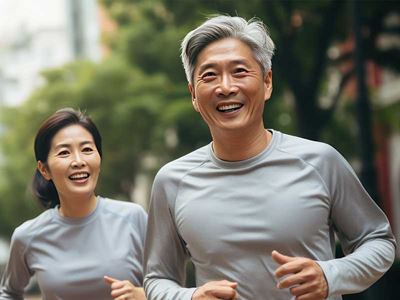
[71,153,86,168]
[216,74,238,97]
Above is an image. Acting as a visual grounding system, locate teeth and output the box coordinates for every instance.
[69,173,89,180]
[218,104,242,112]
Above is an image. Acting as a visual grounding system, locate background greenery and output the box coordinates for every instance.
[0,1,399,297]
[0,0,398,236]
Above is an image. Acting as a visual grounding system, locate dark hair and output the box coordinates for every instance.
[32,108,102,209]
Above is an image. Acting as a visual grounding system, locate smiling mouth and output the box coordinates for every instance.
[217,103,243,113]
[69,172,90,181]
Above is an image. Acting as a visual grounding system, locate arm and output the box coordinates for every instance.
[314,146,395,296]
[144,196,237,300]
[0,228,33,300]
[143,171,196,300]
[272,145,395,299]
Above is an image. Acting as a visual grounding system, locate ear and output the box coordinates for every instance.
[188,83,200,112]
[37,161,51,181]
[263,70,273,102]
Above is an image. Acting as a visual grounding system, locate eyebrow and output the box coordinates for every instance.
[197,59,251,75]
[53,141,94,150]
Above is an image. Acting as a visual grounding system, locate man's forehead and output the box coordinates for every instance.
[194,42,257,75]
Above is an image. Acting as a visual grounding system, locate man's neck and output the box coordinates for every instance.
[211,127,271,161]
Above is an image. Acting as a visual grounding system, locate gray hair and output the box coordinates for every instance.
[180,15,275,85]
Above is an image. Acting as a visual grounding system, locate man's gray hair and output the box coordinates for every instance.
[180,15,275,85]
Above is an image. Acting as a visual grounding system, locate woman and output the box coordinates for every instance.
[0,108,147,300]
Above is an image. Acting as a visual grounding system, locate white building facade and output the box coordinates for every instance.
[0,0,100,106]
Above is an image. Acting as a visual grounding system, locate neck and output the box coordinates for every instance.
[58,194,98,218]
[211,126,271,161]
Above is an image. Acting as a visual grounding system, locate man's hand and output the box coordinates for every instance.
[272,250,328,300]
[192,280,238,300]
[104,276,146,300]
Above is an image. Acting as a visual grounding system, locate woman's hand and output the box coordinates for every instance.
[104,276,146,300]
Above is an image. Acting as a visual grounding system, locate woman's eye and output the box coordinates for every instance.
[82,147,94,153]
[57,150,69,156]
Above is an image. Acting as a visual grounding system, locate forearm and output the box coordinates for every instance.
[317,238,395,296]
[144,277,196,300]
[0,258,29,300]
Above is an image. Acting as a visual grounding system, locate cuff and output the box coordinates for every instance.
[316,260,340,297]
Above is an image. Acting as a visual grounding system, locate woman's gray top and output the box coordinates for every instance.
[0,196,147,300]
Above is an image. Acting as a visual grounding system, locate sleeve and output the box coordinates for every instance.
[138,206,148,254]
[124,203,149,286]
[143,170,196,300]
[315,146,396,297]
[0,228,33,300]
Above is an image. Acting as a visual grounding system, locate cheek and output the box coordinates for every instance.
[91,157,102,172]
[195,83,214,98]
[241,82,266,100]
[46,161,64,177]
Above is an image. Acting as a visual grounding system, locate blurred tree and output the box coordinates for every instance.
[161,0,400,208]
[0,106,41,238]
[100,0,296,155]
[0,58,169,237]
[1,0,398,241]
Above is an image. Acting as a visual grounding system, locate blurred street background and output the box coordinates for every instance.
[0,0,399,299]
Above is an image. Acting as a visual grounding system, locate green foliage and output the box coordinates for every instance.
[0,57,171,237]
[0,0,399,239]
[376,102,400,132]
[0,106,45,237]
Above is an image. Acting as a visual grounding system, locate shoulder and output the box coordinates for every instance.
[275,131,343,166]
[100,197,147,219]
[154,144,210,186]
[274,131,356,189]
[11,209,55,249]
[99,197,147,235]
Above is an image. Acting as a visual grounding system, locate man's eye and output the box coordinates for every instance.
[202,72,216,79]
[235,68,247,74]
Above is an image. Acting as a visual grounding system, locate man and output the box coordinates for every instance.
[143,15,396,300]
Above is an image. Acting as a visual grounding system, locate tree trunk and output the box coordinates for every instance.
[353,0,381,208]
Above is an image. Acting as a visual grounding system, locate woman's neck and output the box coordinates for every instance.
[58,194,98,218]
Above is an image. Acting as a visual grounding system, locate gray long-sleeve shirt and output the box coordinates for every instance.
[144,130,396,300]
[0,196,147,300]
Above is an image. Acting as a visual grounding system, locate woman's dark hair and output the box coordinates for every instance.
[32,108,102,209]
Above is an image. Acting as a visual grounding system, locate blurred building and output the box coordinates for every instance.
[0,0,101,106]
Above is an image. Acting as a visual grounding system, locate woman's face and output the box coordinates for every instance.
[38,124,101,203]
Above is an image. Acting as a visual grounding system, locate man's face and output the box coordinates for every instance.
[189,38,272,135]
